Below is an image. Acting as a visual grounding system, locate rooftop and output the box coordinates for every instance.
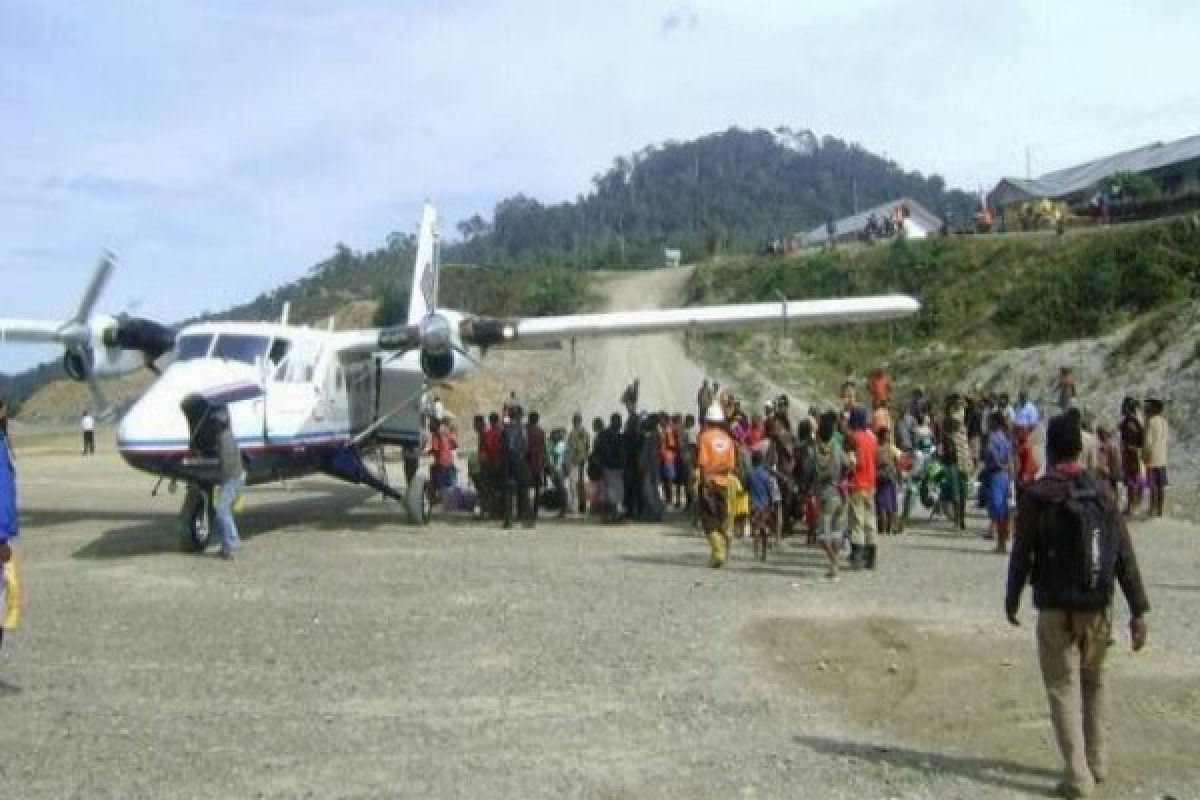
[999,133,1200,199]
[804,197,941,243]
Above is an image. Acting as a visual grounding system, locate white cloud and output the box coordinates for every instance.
[2,0,1199,373]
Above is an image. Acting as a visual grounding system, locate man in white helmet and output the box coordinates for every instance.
[696,402,737,567]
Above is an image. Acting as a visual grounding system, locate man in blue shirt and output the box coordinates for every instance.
[0,401,19,648]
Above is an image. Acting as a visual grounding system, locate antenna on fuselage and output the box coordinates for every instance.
[280,302,291,326]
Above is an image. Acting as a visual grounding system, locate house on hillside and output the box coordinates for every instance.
[989,134,1200,214]
[803,198,942,247]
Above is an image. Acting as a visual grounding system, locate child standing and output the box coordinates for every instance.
[747,450,778,560]
[874,426,901,535]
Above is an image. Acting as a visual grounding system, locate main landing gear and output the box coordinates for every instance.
[325,445,431,526]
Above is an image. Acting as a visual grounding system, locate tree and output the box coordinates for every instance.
[1097,171,1160,202]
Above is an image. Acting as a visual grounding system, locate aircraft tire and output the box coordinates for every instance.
[182,485,215,552]
[405,474,431,526]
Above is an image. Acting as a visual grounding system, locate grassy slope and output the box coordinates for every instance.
[686,216,1200,402]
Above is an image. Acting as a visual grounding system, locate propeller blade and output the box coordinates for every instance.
[72,252,116,327]
[86,376,115,421]
[453,344,483,369]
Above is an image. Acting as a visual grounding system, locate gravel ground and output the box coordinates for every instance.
[1,439,1198,800]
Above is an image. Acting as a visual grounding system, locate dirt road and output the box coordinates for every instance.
[552,267,719,424]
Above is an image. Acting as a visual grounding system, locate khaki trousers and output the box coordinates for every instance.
[848,489,876,547]
[1036,609,1112,795]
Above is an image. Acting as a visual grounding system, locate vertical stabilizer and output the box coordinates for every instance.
[407,202,439,325]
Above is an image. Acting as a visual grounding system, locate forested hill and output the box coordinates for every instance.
[448,127,978,268]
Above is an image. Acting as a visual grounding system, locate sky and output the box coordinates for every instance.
[3,0,1199,372]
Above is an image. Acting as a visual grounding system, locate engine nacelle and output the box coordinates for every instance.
[419,349,459,380]
[63,346,94,382]
[415,310,472,380]
[60,315,149,381]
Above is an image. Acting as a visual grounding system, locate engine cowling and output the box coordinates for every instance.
[377,311,474,380]
[63,345,94,382]
[419,349,458,380]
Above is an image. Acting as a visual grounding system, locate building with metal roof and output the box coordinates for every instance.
[803,198,942,246]
[989,133,1200,210]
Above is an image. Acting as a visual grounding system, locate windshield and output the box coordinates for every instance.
[175,334,213,361]
[211,334,270,365]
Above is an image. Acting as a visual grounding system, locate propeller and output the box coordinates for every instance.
[51,253,175,418]
[55,254,118,418]
[377,311,481,379]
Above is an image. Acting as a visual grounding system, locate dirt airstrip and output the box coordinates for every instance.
[1,433,1198,799]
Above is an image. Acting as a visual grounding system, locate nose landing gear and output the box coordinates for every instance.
[181,483,215,552]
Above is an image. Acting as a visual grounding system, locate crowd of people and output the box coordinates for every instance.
[430,365,1171,581]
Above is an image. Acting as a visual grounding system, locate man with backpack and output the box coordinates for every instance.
[1006,413,1150,799]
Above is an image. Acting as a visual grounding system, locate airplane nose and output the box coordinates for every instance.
[117,384,190,454]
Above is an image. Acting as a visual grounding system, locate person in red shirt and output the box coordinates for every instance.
[745,413,766,448]
[843,405,879,570]
[525,411,547,525]
[479,412,503,517]
[1014,423,1040,502]
[425,419,458,504]
[867,366,892,408]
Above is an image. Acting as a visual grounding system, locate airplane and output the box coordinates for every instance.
[1,204,919,551]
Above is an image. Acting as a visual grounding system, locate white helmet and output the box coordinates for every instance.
[705,403,725,423]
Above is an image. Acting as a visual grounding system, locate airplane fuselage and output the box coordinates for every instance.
[116,320,430,487]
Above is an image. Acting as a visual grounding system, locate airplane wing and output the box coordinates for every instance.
[0,319,63,344]
[462,294,919,349]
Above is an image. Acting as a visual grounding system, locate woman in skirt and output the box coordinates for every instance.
[875,425,901,535]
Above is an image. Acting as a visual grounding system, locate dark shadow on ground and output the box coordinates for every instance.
[22,508,171,528]
[71,486,414,560]
[792,735,1059,797]
[0,679,22,697]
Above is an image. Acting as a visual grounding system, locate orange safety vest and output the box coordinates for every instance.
[697,427,737,487]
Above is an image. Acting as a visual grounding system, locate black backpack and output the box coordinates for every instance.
[1040,473,1120,610]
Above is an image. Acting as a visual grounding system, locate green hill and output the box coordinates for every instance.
[447,127,977,268]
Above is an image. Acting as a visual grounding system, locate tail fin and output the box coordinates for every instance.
[407,202,440,324]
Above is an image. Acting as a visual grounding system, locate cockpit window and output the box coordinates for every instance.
[211,334,270,364]
[268,338,291,366]
[176,334,214,361]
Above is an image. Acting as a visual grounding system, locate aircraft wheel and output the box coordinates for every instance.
[405,474,431,525]
[182,485,215,552]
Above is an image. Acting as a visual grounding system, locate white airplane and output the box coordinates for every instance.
[2,203,919,550]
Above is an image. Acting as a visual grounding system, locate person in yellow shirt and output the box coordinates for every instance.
[696,403,737,567]
[1142,394,1169,518]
